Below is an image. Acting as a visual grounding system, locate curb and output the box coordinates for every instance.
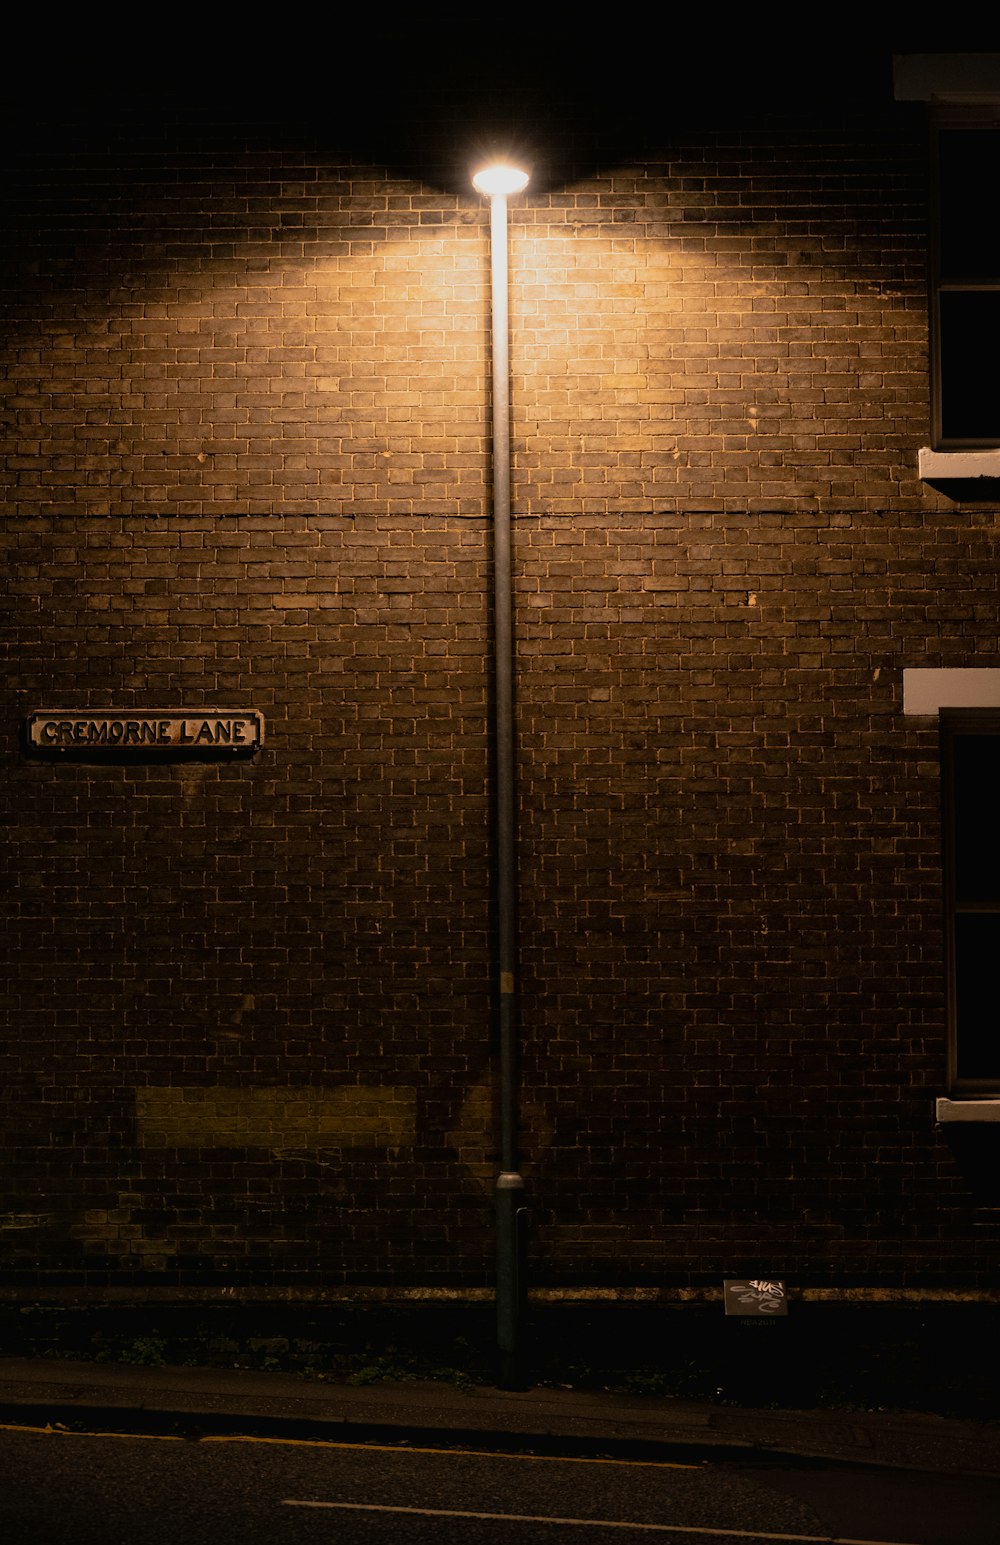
[2,1398,998,1478]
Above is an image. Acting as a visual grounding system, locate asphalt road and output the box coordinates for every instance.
[1,1423,999,1545]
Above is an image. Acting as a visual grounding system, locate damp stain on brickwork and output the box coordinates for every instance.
[448,1077,554,1192]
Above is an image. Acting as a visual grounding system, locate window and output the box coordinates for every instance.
[931,118,1000,449]
[941,710,1000,1091]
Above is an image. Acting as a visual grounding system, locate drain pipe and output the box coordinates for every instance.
[473,161,530,1390]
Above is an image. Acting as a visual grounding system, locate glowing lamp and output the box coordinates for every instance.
[472,164,530,197]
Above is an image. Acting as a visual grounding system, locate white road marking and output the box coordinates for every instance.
[282,1498,923,1545]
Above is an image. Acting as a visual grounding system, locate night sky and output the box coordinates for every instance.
[4,26,988,184]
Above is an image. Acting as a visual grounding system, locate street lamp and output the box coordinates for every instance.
[473,161,529,1388]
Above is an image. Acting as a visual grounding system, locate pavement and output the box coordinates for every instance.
[0,1356,996,1476]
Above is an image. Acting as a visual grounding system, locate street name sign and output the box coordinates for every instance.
[26,710,264,754]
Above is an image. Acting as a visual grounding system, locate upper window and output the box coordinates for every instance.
[932,119,1000,448]
[941,710,1000,1092]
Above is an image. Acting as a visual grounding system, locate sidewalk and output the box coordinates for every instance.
[0,1356,996,1476]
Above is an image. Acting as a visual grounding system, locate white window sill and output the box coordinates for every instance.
[919,447,1000,480]
[936,1097,1000,1123]
[903,668,1000,715]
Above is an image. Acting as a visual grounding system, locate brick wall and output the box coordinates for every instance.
[3,122,929,521]
[515,507,999,1285]
[1,107,998,1294]
[0,514,492,1283]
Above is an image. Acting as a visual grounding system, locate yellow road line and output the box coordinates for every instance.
[204,1434,700,1468]
[0,1420,698,1468]
[0,1421,183,1442]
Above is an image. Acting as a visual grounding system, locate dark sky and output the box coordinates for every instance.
[2,26,993,187]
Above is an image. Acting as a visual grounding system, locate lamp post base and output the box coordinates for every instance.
[496,1170,528,1389]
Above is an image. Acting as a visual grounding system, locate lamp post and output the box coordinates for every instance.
[473,161,529,1389]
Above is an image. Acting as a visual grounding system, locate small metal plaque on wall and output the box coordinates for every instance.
[25,710,264,756]
[723,1279,788,1316]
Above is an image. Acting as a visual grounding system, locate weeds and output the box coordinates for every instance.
[116,1336,168,1367]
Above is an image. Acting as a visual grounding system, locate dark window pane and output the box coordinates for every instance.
[939,131,1000,279]
[939,291,1000,442]
[953,735,1000,902]
[955,914,1000,1080]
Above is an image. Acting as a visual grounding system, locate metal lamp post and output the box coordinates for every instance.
[473,161,529,1389]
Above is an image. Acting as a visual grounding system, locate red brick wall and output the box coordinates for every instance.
[1,110,998,1294]
[515,507,997,1285]
[0,514,493,1283]
[4,125,929,521]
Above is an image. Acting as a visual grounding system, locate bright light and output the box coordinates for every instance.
[472,164,530,197]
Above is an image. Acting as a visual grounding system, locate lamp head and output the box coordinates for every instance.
[472,164,530,197]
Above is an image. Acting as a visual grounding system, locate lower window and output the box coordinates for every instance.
[941,710,1000,1091]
